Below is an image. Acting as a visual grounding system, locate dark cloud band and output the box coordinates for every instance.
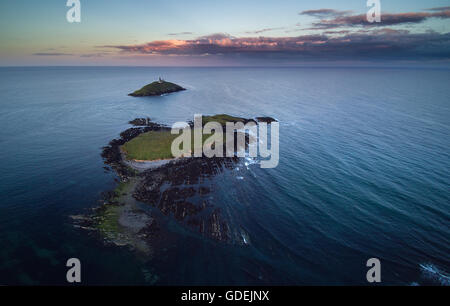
[102,31,450,61]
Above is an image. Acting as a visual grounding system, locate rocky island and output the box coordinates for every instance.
[129,79,186,97]
[71,115,276,255]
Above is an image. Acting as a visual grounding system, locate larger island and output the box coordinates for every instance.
[71,114,276,256]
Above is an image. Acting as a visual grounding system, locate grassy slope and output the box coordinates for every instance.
[202,114,247,126]
[122,130,179,160]
[121,131,212,161]
[97,205,121,236]
[121,115,250,161]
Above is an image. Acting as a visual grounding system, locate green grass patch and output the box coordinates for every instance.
[122,130,179,161]
[121,130,212,161]
[97,205,121,237]
[113,181,130,198]
[121,115,251,161]
[122,129,225,161]
[202,114,247,126]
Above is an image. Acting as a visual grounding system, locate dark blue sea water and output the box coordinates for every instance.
[0,67,448,285]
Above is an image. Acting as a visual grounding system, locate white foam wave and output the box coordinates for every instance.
[420,263,450,286]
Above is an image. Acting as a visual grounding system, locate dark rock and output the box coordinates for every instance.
[255,116,277,123]
[129,118,152,126]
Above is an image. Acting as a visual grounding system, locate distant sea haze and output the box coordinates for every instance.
[0,66,448,285]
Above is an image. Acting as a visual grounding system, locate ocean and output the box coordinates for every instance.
[0,66,448,285]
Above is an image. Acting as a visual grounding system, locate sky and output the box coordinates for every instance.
[0,0,449,66]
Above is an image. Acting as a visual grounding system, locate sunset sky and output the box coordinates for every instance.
[1,0,449,66]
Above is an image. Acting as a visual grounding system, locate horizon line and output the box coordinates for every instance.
[1,65,450,70]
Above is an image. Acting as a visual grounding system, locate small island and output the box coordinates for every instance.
[129,78,186,97]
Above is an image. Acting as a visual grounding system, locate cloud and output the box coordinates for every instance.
[79,53,108,58]
[32,52,73,56]
[371,28,410,35]
[102,31,450,61]
[167,32,193,36]
[99,8,450,63]
[426,7,450,12]
[323,30,350,35]
[104,35,326,55]
[197,33,233,40]
[245,27,286,34]
[309,10,450,29]
[299,9,351,18]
